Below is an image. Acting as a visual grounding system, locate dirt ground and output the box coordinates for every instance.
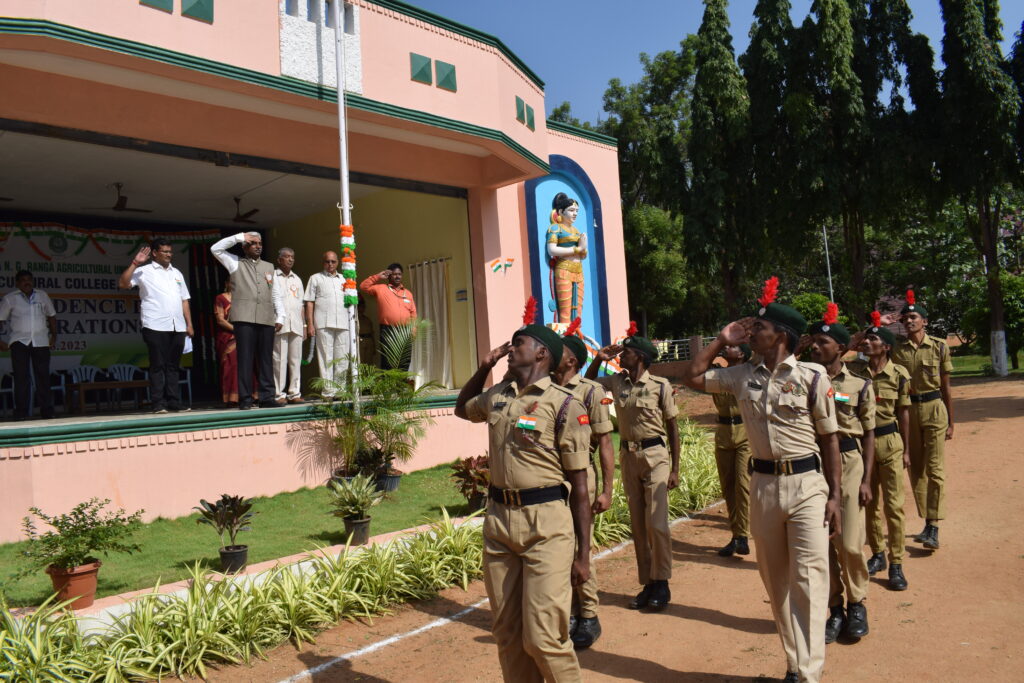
[210,377,1024,683]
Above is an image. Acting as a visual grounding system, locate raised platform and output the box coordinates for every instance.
[0,394,486,543]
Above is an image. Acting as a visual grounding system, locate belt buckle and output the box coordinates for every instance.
[777,459,793,475]
[503,489,522,506]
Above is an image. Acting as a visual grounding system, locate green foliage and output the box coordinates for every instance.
[17,499,143,573]
[0,594,96,682]
[328,474,385,521]
[621,205,689,336]
[962,272,1024,362]
[449,454,490,502]
[548,101,595,130]
[194,495,256,549]
[788,292,853,328]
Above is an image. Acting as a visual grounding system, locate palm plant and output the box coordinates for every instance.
[327,474,384,521]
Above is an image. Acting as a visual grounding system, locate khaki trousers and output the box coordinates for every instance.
[866,431,906,564]
[272,331,303,400]
[908,399,948,521]
[750,469,829,683]
[715,440,752,538]
[620,445,672,585]
[483,498,581,683]
[828,449,869,606]
[572,461,599,619]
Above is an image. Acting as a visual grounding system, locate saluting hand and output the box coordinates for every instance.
[595,344,622,362]
[132,246,151,266]
[482,342,512,368]
[794,334,813,357]
[719,318,752,346]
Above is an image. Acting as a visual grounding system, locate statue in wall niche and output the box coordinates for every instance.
[546,192,587,323]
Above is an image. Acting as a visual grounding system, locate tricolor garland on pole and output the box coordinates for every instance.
[340,223,357,306]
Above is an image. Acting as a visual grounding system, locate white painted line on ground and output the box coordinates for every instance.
[276,498,726,683]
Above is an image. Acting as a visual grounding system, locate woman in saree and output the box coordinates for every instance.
[213,278,239,406]
[546,192,587,323]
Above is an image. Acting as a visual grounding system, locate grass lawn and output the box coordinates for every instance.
[0,462,471,608]
[951,351,1024,377]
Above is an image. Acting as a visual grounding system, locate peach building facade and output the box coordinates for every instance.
[0,0,627,542]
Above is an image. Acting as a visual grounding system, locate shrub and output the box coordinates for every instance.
[18,498,143,574]
[194,495,257,549]
[449,454,490,502]
[328,474,385,520]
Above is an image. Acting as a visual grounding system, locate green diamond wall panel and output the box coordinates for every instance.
[140,0,173,12]
[435,60,457,92]
[410,53,432,85]
[182,0,214,23]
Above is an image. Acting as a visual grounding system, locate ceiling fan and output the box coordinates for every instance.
[83,182,153,213]
[202,197,259,224]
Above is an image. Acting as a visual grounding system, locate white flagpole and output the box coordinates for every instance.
[822,224,834,302]
[332,0,359,373]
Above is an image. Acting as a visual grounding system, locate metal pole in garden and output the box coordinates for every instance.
[822,224,834,302]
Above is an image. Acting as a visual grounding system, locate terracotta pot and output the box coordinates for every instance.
[219,545,249,574]
[343,517,371,545]
[46,560,102,609]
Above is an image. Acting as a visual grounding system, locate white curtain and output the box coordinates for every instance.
[408,258,453,390]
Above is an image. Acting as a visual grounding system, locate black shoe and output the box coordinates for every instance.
[735,536,750,555]
[239,402,253,411]
[259,401,283,409]
[783,672,799,683]
[718,538,739,557]
[888,564,908,591]
[866,552,887,575]
[913,524,930,543]
[646,580,671,611]
[922,525,940,550]
[628,584,653,610]
[571,616,602,650]
[824,605,845,644]
[568,615,578,636]
[844,601,868,639]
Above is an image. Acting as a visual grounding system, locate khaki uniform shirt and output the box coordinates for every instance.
[565,374,614,438]
[705,355,838,461]
[892,335,952,394]
[712,391,748,449]
[594,370,678,442]
[829,363,876,444]
[464,376,592,490]
[848,359,910,426]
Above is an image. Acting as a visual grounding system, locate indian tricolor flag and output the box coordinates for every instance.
[834,391,851,403]
[489,258,503,273]
[516,416,538,430]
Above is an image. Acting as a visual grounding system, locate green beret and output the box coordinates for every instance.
[739,343,752,360]
[562,336,588,367]
[901,301,928,318]
[864,324,896,347]
[807,320,851,346]
[757,302,806,338]
[513,324,563,368]
[623,335,658,363]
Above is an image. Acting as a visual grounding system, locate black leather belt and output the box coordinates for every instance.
[910,390,941,403]
[623,436,665,450]
[750,454,820,475]
[875,422,899,437]
[488,484,566,507]
[717,415,743,425]
[839,436,860,452]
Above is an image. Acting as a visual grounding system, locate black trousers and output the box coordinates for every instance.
[11,341,53,419]
[141,328,186,409]
[379,324,412,372]
[234,321,276,406]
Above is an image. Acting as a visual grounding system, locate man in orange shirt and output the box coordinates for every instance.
[359,263,416,371]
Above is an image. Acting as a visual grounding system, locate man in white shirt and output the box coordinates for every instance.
[0,270,57,420]
[119,238,194,413]
[273,247,306,404]
[210,231,284,410]
[304,251,350,397]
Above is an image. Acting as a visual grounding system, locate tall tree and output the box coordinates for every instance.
[940,0,1021,375]
[689,0,752,316]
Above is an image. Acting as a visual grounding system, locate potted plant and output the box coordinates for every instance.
[18,498,144,609]
[327,473,384,545]
[194,494,257,573]
[450,454,490,512]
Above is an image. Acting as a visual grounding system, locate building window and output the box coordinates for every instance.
[140,0,173,12]
[515,96,526,123]
[306,0,320,23]
[410,53,432,85]
[344,2,355,34]
[285,0,299,17]
[435,60,457,92]
[526,105,535,131]
[182,0,213,23]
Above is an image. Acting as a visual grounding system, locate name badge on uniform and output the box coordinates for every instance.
[834,391,851,403]
[493,401,508,410]
[264,273,274,287]
[748,381,763,390]
[516,416,538,431]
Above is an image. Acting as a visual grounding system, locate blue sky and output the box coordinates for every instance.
[406,0,1024,124]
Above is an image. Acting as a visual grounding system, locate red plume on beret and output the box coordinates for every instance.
[823,302,839,325]
[522,296,537,326]
[758,276,779,307]
[871,311,881,328]
[906,289,915,305]
[626,320,638,337]
[565,317,582,337]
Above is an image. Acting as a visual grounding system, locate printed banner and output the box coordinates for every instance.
[0,222,220,372]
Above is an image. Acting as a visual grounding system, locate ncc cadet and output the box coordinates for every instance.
[554,318,615,650]
[682,278,841,683]
[891,290,954,550]
[848,311,911,591]
[710,343,753,557]
[805,304,874,644]
[454,299,593,683]
[586,323,680,612]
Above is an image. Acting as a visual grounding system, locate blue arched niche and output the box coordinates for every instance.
[525,154,611,344]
